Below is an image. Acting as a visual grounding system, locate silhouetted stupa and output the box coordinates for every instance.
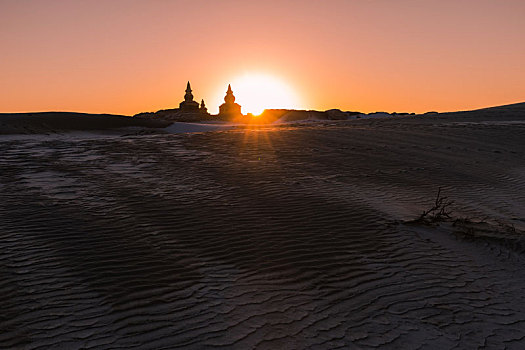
[200,99,207,114]
[179,81,200,113]
[219,84,242,119]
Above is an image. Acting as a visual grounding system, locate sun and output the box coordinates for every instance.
[220,73,302,115]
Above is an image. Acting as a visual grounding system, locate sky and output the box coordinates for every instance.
[1,0,524,115]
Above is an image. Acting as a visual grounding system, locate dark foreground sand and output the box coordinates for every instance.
[1,104,524,349]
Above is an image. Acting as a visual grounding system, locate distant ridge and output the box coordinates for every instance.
[477,101,525,112]
[1,102,524,134]
[433,101,525,121]
[0,112,170,135]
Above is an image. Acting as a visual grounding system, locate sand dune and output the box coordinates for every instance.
[0,104,524,348]
[0,112,170,135]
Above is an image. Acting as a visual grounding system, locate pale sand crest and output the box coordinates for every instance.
[0,103,524,348]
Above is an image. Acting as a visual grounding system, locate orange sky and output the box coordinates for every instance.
[1,0,524,115]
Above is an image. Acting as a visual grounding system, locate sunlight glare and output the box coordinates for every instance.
[225,73,301,115]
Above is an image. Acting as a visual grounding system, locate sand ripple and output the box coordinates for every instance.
[1,114,525,349]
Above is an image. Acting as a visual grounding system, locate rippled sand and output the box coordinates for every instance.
[1,105,525,349]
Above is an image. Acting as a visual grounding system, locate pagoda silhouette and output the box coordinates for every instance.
[134,81,244,121]
[218,84,242,120]
[179,81,208,115]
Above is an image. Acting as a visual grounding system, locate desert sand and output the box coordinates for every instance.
[0,103,524,349]
[0,112,171,135]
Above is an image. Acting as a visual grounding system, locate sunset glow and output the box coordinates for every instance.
[0,1,524,115]
[216,74,302,115]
